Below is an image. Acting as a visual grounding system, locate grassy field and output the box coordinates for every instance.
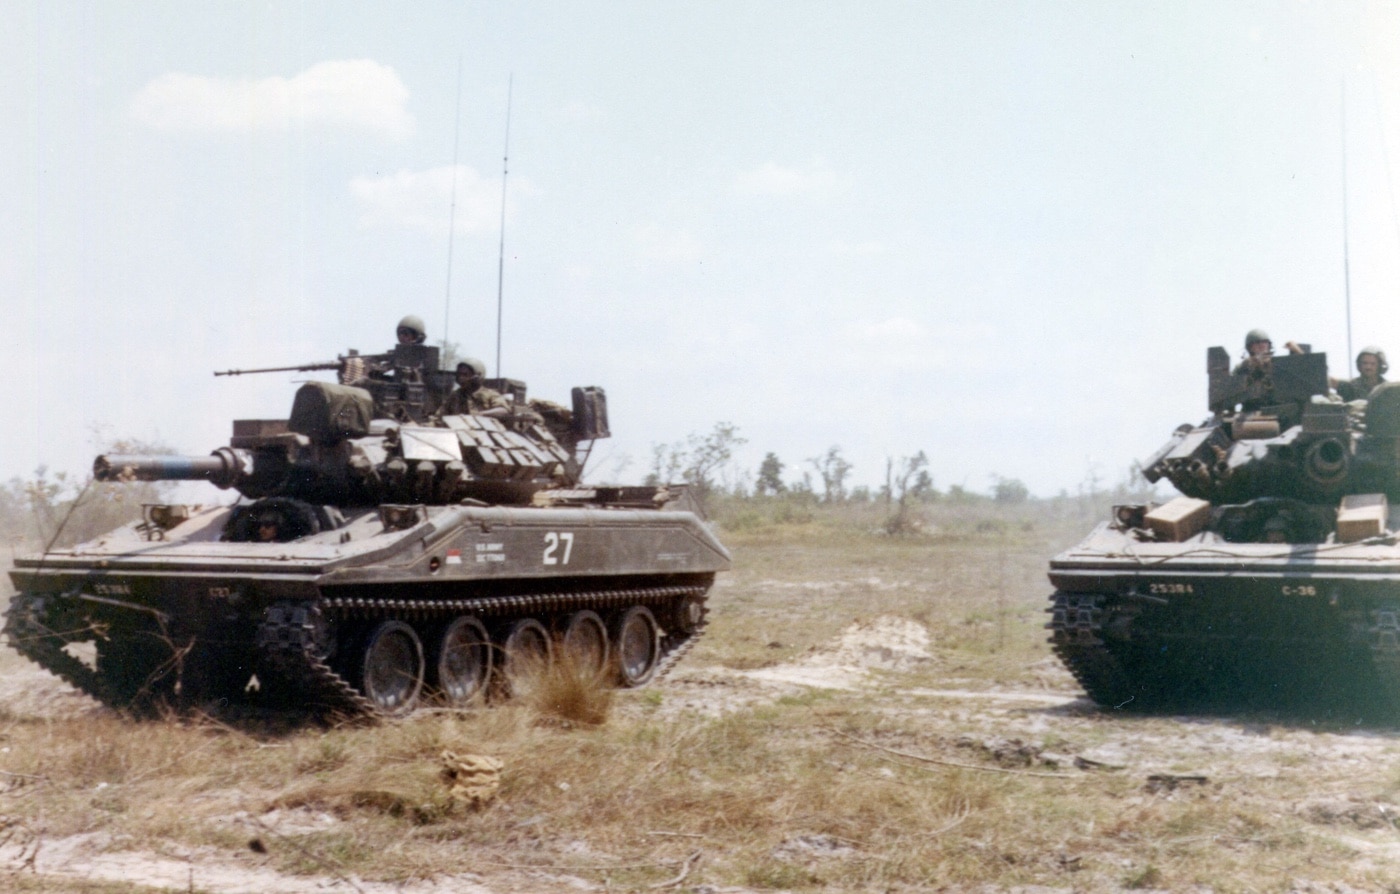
[1,500,1399,892]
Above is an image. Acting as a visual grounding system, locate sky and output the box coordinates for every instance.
[5,1,1400,499]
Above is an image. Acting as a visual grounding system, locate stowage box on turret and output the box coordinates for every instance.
[6,360,729,717]
[1048,346,1400,717]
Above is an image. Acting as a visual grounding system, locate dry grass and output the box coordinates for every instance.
[515,644,615,728]
[1,505,1399,891]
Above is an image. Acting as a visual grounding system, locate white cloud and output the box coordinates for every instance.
[735,158,849,198]
[131,60,414,139]
[634,224,703,263]
[350,165,501,236]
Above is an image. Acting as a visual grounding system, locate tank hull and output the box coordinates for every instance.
[1048,524,1400,717]
[6,501,730,716]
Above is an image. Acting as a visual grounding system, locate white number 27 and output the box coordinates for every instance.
[543,532,575,565]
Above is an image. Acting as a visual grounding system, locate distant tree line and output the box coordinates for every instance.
[637,423,1159,535]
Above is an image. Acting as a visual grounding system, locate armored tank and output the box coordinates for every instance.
[5,353,730,717]
[1048,345,1400,716]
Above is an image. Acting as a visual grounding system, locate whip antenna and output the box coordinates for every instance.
[494,75,512,378]
[1343,79,1354,365]
[441,56,464,354]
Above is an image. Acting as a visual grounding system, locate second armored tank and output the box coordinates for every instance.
[1048,344,1400,717]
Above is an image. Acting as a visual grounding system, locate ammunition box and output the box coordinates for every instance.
[1337,493,1388,543]
[1145,497,1212,542]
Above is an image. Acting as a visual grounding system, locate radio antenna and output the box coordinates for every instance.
[1342,79,1354,365]
[1370,68,1400,298]
[441,56,464,355]
[494,75,513,379]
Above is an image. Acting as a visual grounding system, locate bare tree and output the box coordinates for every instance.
[645,423,747,504]
[885,451,931,535]
[807,446,853,503]
[683,422,746,501]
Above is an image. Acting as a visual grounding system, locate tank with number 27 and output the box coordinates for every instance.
[5,345,730,717]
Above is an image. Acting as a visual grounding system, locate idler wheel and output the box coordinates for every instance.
[360,621,424,715]
[561,610,609,677]
[668,595,706,635]
[498,618,553,695]
[434,616,492,707]
[612,606,660,688]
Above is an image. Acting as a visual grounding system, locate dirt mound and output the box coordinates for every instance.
[741,615,932,690]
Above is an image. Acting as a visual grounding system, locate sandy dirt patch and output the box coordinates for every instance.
[0,830,498,893]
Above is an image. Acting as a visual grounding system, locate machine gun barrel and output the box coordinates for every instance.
[213,360,342,377]
[95,448,247,489]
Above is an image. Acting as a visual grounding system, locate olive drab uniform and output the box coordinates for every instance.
[1338,375,1385,402]
[1336,346,1389,402]
[437,385,510,417]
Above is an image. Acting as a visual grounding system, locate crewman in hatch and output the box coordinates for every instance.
[435,358,510,419]
[1335,346,1388,402]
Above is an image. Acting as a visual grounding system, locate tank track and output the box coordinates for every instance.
[1362,604,1400,711]
[6,584,710,718]
[1046,591,1140,708]
[257,583,712,717]
[4,593,114,705]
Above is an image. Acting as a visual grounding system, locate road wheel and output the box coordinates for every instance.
[498,618,552,697]
[612,606,660,688]
[434,616,492,707]
[360,621,424,715]
[561,610,609,677]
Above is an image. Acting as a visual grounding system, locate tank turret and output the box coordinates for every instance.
[95,380,607,507]
[1141,347,1400,505]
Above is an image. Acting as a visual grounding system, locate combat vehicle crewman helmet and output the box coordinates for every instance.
[1359,346,1389,376]
[396,315,428,345]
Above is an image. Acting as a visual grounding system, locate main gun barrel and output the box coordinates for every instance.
[95,447,247,489]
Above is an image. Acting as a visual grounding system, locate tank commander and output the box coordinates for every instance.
[435,358,510,419]
[1333,346,1388,402]
[337,314,433,389]
[396,315,428,346]
[1232,329,1306,375]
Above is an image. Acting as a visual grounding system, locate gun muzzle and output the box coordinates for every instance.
[94,447,247,489]
[1303,437,1349,488]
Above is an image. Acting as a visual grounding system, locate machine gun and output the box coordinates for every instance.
[215,345,454,424]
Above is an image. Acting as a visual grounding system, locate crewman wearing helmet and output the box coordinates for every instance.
[1335,346,1389,402]
[435,357,510,419]
[1232,328,1305,375]
[396,315,428,346]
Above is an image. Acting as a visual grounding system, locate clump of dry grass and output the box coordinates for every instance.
[516,641,614,727]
